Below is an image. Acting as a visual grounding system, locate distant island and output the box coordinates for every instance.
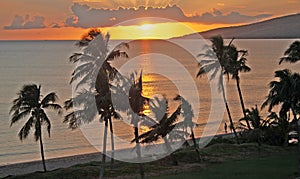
[176,13,300,39]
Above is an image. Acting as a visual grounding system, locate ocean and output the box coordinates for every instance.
[0,39,299,166]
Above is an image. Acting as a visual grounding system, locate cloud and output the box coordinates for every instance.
[64,3,272,28]
[4,15,46,29]
[4,15,65,30]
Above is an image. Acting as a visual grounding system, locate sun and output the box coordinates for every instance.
[139,23,154,31]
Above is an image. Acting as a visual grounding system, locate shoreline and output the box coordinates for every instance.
[0,152,102,178]
[0,133,233,178]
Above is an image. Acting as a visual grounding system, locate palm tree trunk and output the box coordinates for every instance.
[37,112,47,172]
[163,138,178,165]
[191,129,202,162]
[134,125,145,179]
[99,119,108,179]
[297,120,300,175]
[236,77,251,130]
[108,117,114,168]
[220,79,240,144]
[39,127,47,172]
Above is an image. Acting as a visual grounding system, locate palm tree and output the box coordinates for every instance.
[135,95,185,166]
[128,72,149,178]
[64,29,128,178]
[9,84,62,172]
[279,41,300,64]
[197,35,240,144]
[262,69,300,121]
[227,45,252,130]
[279,41,300,174]
[174,95,202,162]
[262,69,300,173]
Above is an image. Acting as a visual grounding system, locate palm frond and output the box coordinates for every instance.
[64,111,79,129]
[10,109,31,126]
[42,103,62,114]
[18,116,34,141]
[64,98,73,110]
[41,92,58,106]
[70,62,94,85]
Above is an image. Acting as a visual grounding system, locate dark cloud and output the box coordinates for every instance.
[4,15,46,29]
[64,3,272,28]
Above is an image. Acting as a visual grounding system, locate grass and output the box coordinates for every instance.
[150,154,298,179]
[4,143,298,179]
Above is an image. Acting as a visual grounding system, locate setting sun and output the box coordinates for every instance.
[102,21,207,40]
[139,23,154,31]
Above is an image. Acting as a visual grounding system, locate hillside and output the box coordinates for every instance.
[179,13,300,39]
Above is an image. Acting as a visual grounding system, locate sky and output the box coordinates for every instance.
[0,0,299,40]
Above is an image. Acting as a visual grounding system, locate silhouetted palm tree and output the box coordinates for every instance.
[279,41,300,64]
[262,69,300,172]
[174,95,202,162]
[227,45,251,130]
[64,29,128,178]
[262,69,300,121]
[9,84,62,172]
[197,35,240,144]
[279,41,300,174]
[128,72,149,178]
[108,71,147,178]
[135,95,184,165]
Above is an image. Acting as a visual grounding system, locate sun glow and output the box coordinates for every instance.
[101,21,228,40]
[139,23,154,31]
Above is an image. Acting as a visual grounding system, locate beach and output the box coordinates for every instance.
[0,152,102,178]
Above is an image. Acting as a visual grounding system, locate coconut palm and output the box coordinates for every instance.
[227,45,252,130]
[134,95,185,166]
[279,41,300,64]
[108,71,147,178]
[9,84,62,172]
[64,29,128,178]
[262,69,300,121]
[197,35,240,144]
[262,69,300,172]
[173,95,202,162]
[128,72,149,178]
[279,41,300,174]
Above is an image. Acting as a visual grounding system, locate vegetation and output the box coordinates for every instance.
[9,84,62,172]
[279,41,300,64]
[6,143,298,178]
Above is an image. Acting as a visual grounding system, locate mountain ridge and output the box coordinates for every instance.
[177,13,300,39]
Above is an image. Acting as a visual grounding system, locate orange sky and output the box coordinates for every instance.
[0,0,299,40]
